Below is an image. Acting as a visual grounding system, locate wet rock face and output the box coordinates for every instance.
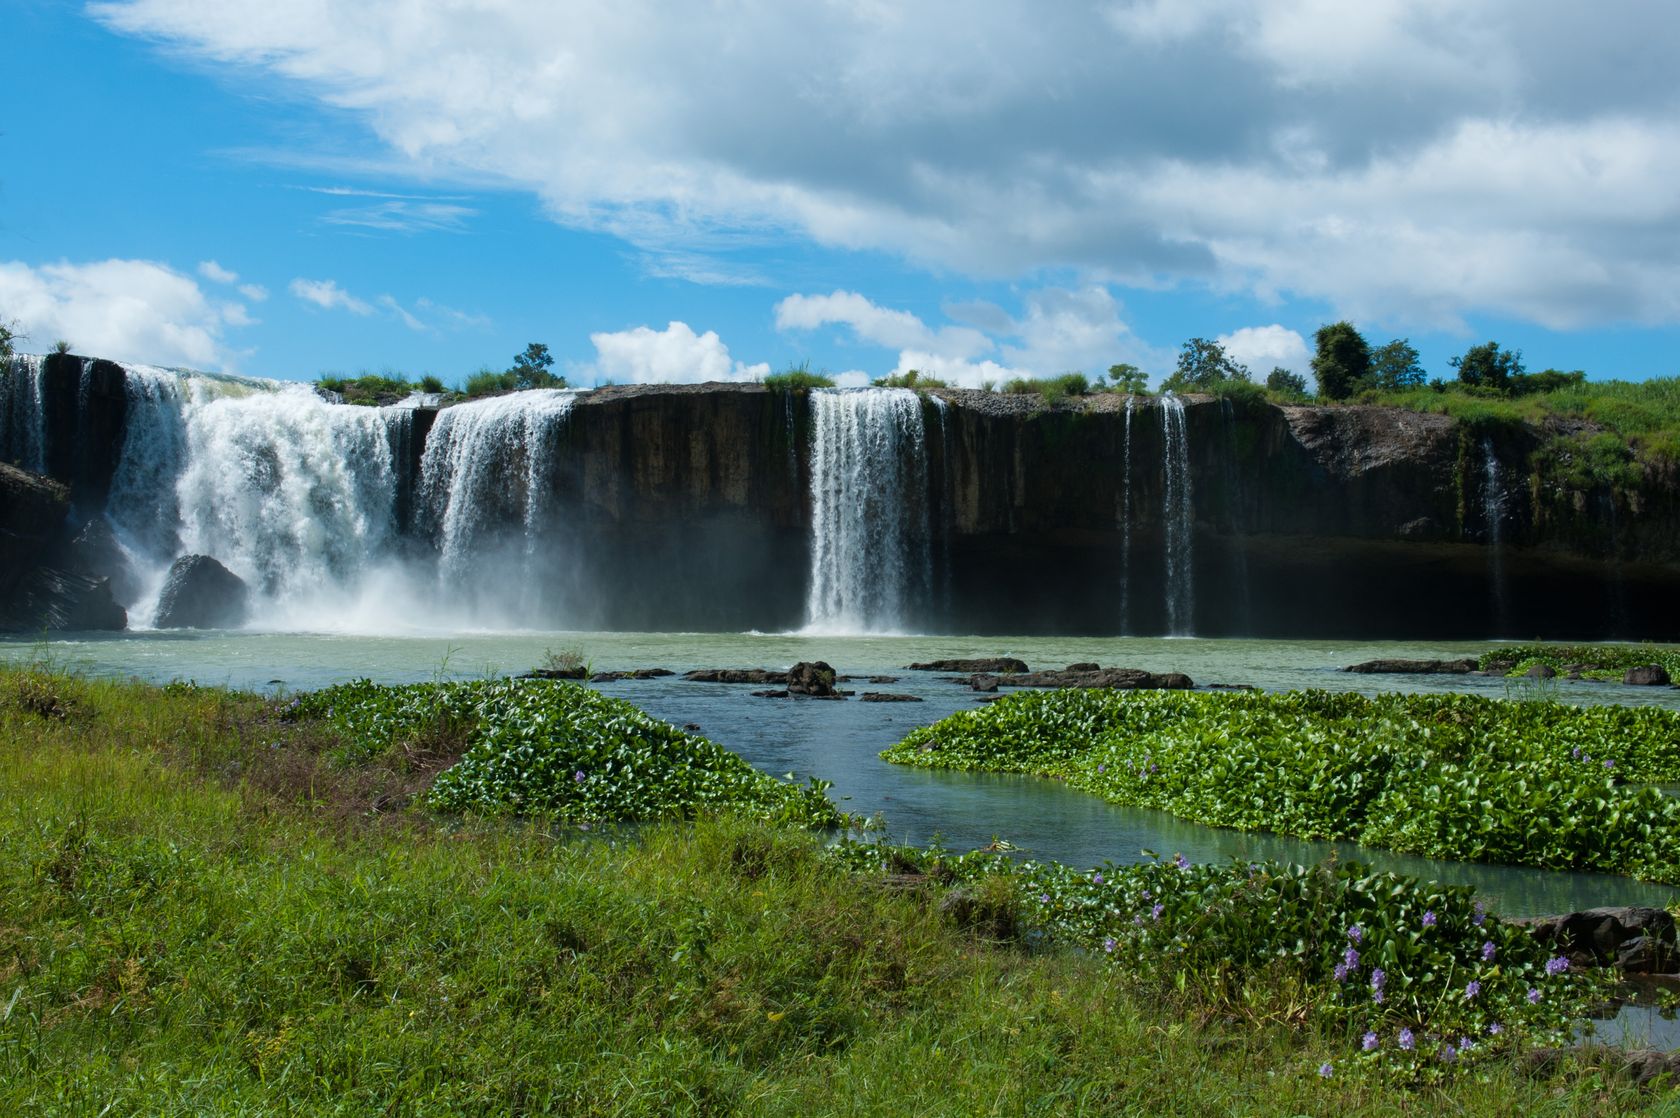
[1512,906,1678,974]
[1344,658,1479,675]
[154,555,249,629]
[906,658,1030,674]
[786,661,838,696]
[1624,664,1672,686]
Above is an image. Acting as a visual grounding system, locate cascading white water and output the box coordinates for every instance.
[803,388,931,634]
[1160,393,1195,636]
[1120,395,1134,635]
[1481,437,1509,635]
[415,389,576,587]
[0,355,46,472]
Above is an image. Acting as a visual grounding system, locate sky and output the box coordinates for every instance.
[5,0,1680,389]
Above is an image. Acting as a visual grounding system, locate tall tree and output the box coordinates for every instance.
[1265,367,1308,399]
[1451,341,1523,393]
[1369,339,1425,390]
[1106,363,1149,394]
[1310,321,1370,400]
[509,342,565,389]
[1164,338,1248,392]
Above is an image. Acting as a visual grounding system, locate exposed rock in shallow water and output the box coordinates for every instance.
[964,667,1193,691]
[1343,658,1479,674]
[1624,664,1672,686]
[587,668,675,682]
[906,658,1029,673]
[154,555,249,629]
[684,668,787,684]
[1511,906,1677,973]
[786,661,839,696]
[861,692,923,703]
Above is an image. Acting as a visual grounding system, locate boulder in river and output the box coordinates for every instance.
[965,667,1192,692]
[860,692,923,703]
[153,555,250,629]
[1510,906,1677,973]
[905,658,1029,674]
[787,661,839,696]
[1343,658,1478,674]
[683,668,786,684]
[1624,664,1671,686]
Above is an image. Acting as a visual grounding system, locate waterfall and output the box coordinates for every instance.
[1120,395,1134,635]
[415,389,576,588]
[1481,437,1509,636]
[803,388,931,634]
[1160,393,1195,636]
[0,355,46,472]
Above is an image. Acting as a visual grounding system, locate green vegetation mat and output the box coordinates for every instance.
[0,668,1673,1113]
[1480,644,1680,682]
[883,689,1680,883]
[292,677,839,826]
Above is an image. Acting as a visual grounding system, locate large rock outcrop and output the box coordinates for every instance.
[154,555,249,629]
[0,463,126,632]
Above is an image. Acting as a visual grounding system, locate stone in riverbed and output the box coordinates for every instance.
[860,692,923,703]
[683,668,786,684]
[905,658,1029,674]
[965,667,1193,691]
[1510,906,1677,972]
[786,661,838,696]
[153,555,249,630]
[1624,664,1671,686]
[1343,658,1479,674]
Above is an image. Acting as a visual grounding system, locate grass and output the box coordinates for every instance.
[1481,644,1680,681]
[315,372,446,405]
[760,363,836,391]
[0,667,1672,1114]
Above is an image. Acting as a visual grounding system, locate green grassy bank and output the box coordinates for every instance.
[0,668,1671,1115]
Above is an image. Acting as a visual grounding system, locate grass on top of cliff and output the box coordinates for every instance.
[0,667,1668,1115]
[1370,377,1680,459]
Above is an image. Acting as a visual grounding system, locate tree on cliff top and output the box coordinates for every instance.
[510,342,566,390]
[1311,321,1370,400]
[1163,338,1248,392]
[1369,338,1425,391]
[1451,341,1524,393]
[1106,363,1150,394]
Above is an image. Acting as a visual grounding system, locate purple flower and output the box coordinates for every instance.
[1039,893,1051,904]
[1149,763,1158,773]
[1102,936,1117,953]
[1472,902,1487,927]
[1605,759,1616,770]
[1527,987,1542,1004]
[1361,1031,1379,1052]
[1318,1062,1333,1079]
[1333,963,1349,982]
[1398,1027,1415,1051]
[1343,946,1359,970]
[1372,989,1384,1004]
[1545,955,1570,977]
[1151,903,1164,920]
[1173,853,1190,870]
[1481,941,1497,962]
[1440,1044,1457,1063]
[1571,746,1583,760]
[1370,967,1386,992]
[1092,872,1104,885]
[1141,889,1152,901]
[1347,924,1363,944]
[1458,1036,1474,1053]
[1421,909,1437,928]
[1487,1022,1503,1036]
[574,770,587,782]
[1096,764,1106,773]
[1464,980,1481,1000]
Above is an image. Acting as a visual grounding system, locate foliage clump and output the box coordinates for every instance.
[830,837,1604,1077]
[292,678,839,826]
[1480,643,1680,681]
[872,368,948,390]
[884,688,1680,882]
[315,372,443,405]
[761,362,836,391]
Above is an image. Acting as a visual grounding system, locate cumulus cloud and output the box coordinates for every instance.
[1216,324,1311,376]
[777,285,1167,388]
[289,277,373,315]
[588,321,769,384]
[197,259,238,284]
[90,1,1680,327]
[0,258,252,368]
[238,283,269,302]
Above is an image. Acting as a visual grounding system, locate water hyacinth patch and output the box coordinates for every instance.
[880,688,1680,883]
[290,677,840,826]
[827,836,1607,1077]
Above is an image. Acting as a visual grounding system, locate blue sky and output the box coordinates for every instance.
[5,1,1680,388]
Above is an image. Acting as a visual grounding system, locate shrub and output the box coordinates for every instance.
[873,369,949,390]
[761,362,836,391]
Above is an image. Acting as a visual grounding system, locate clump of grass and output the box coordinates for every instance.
[1480,643,1680,680]
[872,369,949,391]
[1001,372,1090,404]
[538,646,590,677]
[761,362,836,391]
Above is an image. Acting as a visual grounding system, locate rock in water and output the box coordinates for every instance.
[786,661,838,696]
[1624,664,1671,686]
[1343,658,1479,674]
[154,555,250,629]
[905,658,1029,674]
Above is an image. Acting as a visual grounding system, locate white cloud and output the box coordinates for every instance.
[775,290,991,359]
[588,321,770,384]
[238,283,269,302]
[198,259,238,284]
[376,294,426,332]
[90,1,1680,327]
[0,258,251,369]
[320,199,476,234]
[289,277,373,315]
[1216,324,1311,376]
